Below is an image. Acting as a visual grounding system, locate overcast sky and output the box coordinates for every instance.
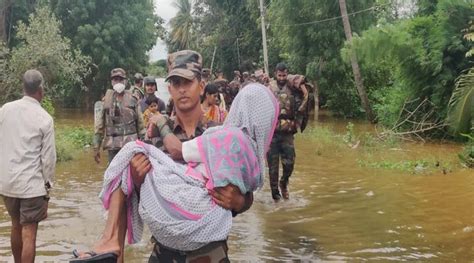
[148,0,177,61]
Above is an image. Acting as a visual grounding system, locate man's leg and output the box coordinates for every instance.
[76,188,126,262]
[10,217,22,263]
[18,195,48,263]
[108,149,120,164]
[21,222,38,263]
[279,134,295,199]
[267,133,281,201]
[3,196,23,262]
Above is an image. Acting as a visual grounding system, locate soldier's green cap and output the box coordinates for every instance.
[134,73,144,80]
[166,50,202,81]
[111,68,126,79]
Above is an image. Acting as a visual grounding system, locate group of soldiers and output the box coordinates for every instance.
[93,50,312,202]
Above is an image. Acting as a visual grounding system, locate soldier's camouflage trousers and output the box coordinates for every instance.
[148,240,229,263]
[266,132,295,190]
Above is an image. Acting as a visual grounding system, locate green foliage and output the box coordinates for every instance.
[41,96,55,117]
[458,133,474,168]
[50,0,161,102]
[357,159,436,173]
[371,84,407,126]
[2,0,39,48]
[447,68,473,135]
[346,0,473,131]
[168,0,194,51]
[343,122,357,145]
[0,6,91,105]
[0,42,19,104]
[146,60,167,78]
[55,126,93,162]
[300,125,344,146]
[268,0,378,118]
[170,0,262,76]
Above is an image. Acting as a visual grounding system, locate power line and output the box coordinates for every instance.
[270,2,391,28]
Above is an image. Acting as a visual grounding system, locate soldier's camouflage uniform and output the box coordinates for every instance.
[148,50,230,262]
[130,85,145,100]
[93,89,145,163]
[267,78,307,200]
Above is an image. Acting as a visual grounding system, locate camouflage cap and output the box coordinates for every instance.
[166,50,202,81]
[110,68,126,79]
[134,73,144,80]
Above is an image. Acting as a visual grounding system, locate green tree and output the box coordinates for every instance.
[0,0,40,47]
[50,0,161,104]
[339,0,375,122]
[0,6,90,105]
[447,21,474,136]
[347,0,473,131]
[146,59,167,77]
[268,0,378,117]
[192,0,262,76]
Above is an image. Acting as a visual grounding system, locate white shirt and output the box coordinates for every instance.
[0,96,56,198]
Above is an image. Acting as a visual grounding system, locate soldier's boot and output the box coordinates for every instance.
[267,149,281,201]
[271,188,281,201]
[279,180,289,200]
[280,164,293,200]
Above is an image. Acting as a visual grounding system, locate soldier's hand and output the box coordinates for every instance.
[130,153,151,190]
[210,184,246,212]
[94,150,101,164]
[150,114,168,131]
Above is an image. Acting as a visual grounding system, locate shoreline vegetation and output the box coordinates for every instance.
[300,122,473,173]
[53,115,472,173]
[55,126,93,162]
[0,1,471,168]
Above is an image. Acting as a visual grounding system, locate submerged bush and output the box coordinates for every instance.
[458,134,474,168]
[55,127,93,162]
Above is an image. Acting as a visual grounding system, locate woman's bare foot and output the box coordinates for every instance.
[73,236,121,260]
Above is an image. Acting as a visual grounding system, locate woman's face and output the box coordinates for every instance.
[205,92,218,106]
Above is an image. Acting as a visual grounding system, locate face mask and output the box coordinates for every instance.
[113,83,126,93]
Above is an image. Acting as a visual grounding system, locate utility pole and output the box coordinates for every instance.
[210,45,217,78]
[259,0,269,74]
[236,38,241,68]
[339,0,375,122]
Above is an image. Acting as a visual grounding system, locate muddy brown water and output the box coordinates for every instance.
[0,109,472,262]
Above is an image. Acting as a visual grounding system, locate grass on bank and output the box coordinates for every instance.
[300,122,467,174]
[55,126,93,162]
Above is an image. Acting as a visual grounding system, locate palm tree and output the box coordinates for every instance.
[168,0,193,51]
[447,68,473,136]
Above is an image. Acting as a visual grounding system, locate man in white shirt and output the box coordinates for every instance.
[0,69,56,263]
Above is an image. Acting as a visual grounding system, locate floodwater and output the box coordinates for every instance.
[0,109,472,262]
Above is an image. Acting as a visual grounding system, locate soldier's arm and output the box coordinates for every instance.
[136,103,146,139]
[93,101,105,150]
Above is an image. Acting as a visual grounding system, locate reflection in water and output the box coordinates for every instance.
[0,110,473,261]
